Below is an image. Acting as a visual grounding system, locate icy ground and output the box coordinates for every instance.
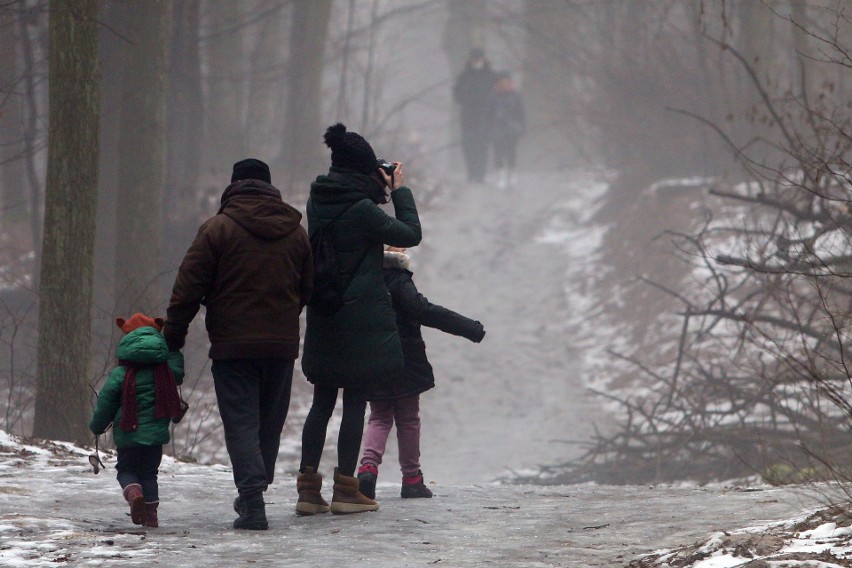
[1,432,847,567]
[401,170,609,484]
[4,171,852,566]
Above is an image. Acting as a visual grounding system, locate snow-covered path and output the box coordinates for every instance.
[0,435,832,567]
[6,172,843,567]
[382,171,605,485]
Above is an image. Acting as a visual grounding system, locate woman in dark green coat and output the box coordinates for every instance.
[296,123,422,516]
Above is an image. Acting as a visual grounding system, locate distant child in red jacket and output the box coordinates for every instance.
[89,313,185,527]
[357,248,485,498]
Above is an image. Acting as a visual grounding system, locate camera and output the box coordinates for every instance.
[377,159,396,176]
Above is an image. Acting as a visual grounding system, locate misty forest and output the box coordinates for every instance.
[1,0,851,499]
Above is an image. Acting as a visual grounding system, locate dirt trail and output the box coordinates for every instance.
[375,172,604,485]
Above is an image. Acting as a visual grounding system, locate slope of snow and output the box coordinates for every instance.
[410,169,612,484]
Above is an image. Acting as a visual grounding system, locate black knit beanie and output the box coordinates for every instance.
[324,123,377,174]
[231,158,271,184]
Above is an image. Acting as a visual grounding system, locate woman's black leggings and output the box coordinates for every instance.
[299,385,367,477]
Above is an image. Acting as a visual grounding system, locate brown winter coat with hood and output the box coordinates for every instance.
[164,179,313,360]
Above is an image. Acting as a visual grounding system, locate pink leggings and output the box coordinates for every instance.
[360,395,421,478]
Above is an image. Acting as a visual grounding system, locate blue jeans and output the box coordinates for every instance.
[116,445,163,502]
[212,358,294,497]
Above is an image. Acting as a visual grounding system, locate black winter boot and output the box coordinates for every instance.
[401,471,433,498]
[356,463,378,500]
[233,493,268,530]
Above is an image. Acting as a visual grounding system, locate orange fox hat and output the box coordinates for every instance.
[115,313,165,334]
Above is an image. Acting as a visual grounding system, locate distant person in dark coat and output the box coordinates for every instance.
[356,247,485,500]
[453,48,498,183]
[164,158,313,531]
[488,73,525,189]
[296,123,422,517]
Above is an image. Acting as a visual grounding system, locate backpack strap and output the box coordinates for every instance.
[310,198,374,298]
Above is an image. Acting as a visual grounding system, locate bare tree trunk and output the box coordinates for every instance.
[736,0,776,162]
[281,0,332,184]
[360,0,381,131]
[739,0,774,85]
[204,0,245,176]
[0,7,27,223]
[16,10,45,280]
[521,0,574,170]
[790,0,812,99]
[442,0,486,74]
[113,0,171,315]
[246,0,285,157]
[33,0,100,443]
[92,0,124,344]
[335,0,357,119]
[164,0,202,274]
[92,0,132,376]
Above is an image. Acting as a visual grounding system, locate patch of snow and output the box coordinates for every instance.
[691,551,749,568]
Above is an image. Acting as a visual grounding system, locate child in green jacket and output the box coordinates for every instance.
[89,313,185,527]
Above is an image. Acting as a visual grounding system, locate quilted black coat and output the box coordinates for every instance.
[366,251,485,401]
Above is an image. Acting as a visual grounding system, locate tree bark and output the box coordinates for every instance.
[164,0,202,274]
[92,0,124,341]
[280,0,332,185]
[738,0,774,85]
[113,0,171,315]
[33,0,100,443]
[0,7,27,223]
[16,10,46,279]
[442,0,486,75]
[246,1,285,160]
[203,0,245,176]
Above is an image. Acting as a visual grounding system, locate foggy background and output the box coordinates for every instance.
[1,0,850,486]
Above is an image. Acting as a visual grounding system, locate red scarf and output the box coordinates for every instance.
[118,361,182,432]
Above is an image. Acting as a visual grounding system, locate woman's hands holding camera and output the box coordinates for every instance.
[379,162,404,191]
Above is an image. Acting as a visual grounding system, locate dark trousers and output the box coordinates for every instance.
[460,120,489,182]
[493,135,519,170]
[116,444,163,503]
[212,358,294,497]
[300,385,366,477]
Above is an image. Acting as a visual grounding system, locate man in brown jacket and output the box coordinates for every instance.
[164,158,312,530]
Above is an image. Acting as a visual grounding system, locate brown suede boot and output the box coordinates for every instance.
[122,484,147,525]
[330,467,379,515]
[144,502,159,527]
[295,467,330,516]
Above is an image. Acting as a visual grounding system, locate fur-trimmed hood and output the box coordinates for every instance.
[383,250,412,271]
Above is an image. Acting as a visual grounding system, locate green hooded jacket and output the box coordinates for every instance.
[301,168,422,387]
[89,327,185,448]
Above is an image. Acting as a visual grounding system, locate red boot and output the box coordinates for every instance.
[122,484,147,525]
[144,502,159,527]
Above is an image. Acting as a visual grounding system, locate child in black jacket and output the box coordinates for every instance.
[357,248,485,498]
